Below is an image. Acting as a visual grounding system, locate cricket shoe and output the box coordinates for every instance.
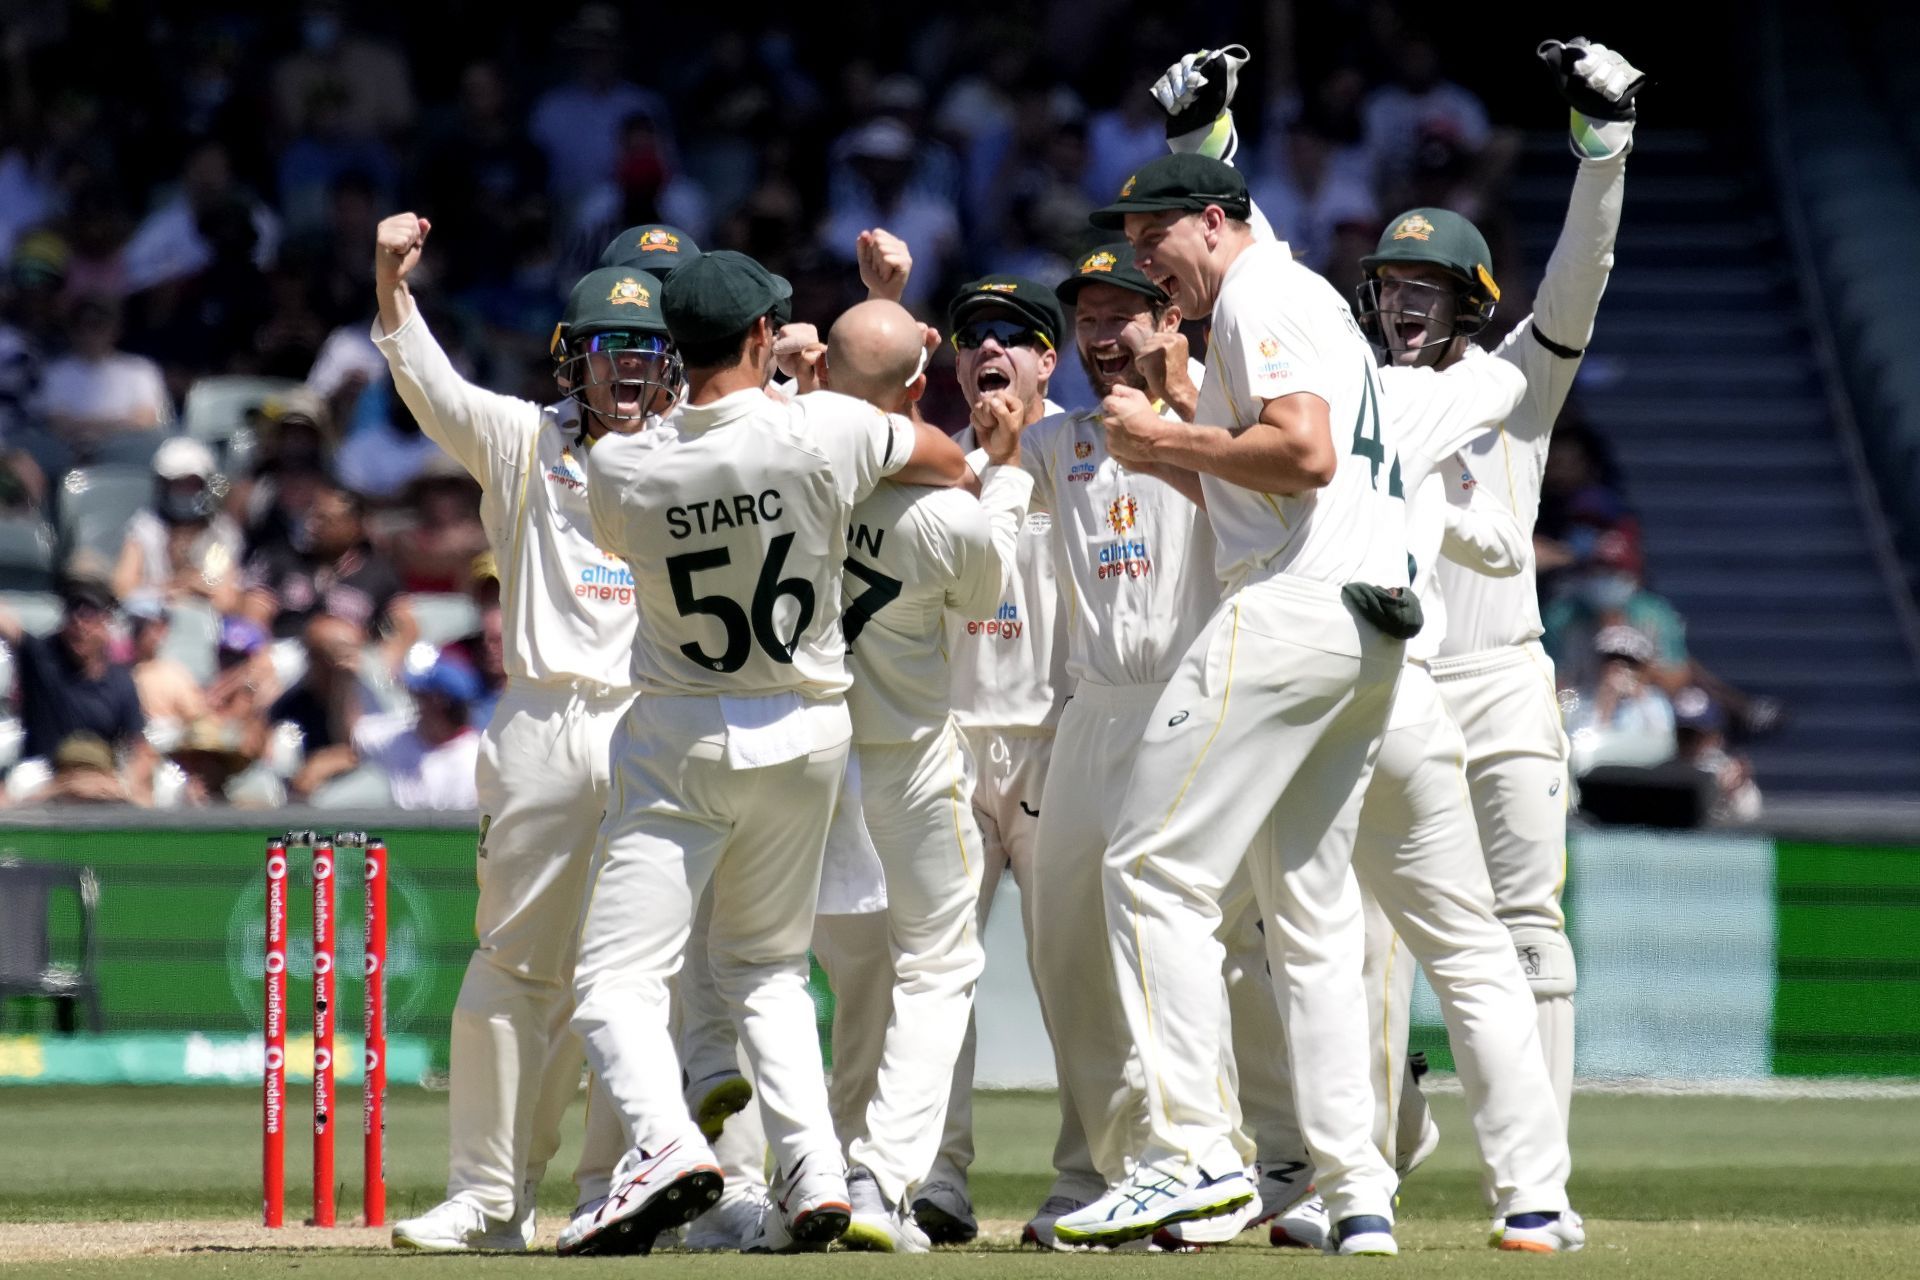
[684,1187,772,1251]
[555,1196,605,1255]
[685,1069,753,1142]
[743,1154,850,1253]
[1021,1195,1087,1250]
[391,1197,532,1251]
[1251,1160,1312,1227]
[841,1166,931,1253]
[1271,1193,1330,1250]
[1052,1162,1256,1247]
[1154,1168,1262,1249]
[911,1178,978,1245]
[555,1139,723,1257]
[1496,1209,1585,1253]
[1328,1213,1398,1257]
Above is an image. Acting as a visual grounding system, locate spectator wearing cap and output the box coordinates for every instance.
[238,387,336,556]
[827,74,963,215]
[241,478,416,669]
[203,614,279,734]
[165,714,269,808]
[36,294,172,444]
[125,594,208,753]
[822,119,962,311]
[33,732,131,805]
[1565,624,1677,777]
[349,655,481,811]
[1673,686,1762,823]
[112,436,243,613]
[273,613,372,800]
[1543,525,1686,695]
[0,577,152,803]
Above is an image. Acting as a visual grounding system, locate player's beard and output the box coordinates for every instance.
[1077,344,1143,399]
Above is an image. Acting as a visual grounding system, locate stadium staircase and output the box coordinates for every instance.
[1504,122,1920,799]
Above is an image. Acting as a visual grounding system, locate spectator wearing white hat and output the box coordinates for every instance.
[821,119,961,310]
[111,435,243,613]
[1566,625,1677,776]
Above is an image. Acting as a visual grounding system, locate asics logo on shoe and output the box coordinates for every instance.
[1264,1161,1309,1187]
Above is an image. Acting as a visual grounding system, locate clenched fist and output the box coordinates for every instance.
[1101,384,1174,466]
[1121,326,1197,421]
[374,212,431,291]
[857,229,914,303]
[971,389,1025,466]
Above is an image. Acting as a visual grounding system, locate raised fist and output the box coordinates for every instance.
[373,212,431,291]
[857,229,914,303]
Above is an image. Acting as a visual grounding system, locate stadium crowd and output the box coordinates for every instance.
[0,1,1759,816]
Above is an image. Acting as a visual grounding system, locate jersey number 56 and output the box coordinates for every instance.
[665,533,816,672]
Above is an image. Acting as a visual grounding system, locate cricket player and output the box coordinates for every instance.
[560,250,970,1257]
[371,213,676,1252]
[798,297,1036,1252]
[1049,153,1415,1256]
[913,274,1072,1243]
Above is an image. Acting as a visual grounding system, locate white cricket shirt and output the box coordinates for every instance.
[1019,366,1221,688]
[1194,240,1404,592]
[947,406,1070,731]
[1435,150,1626,657]
[376,312,639,691]
[844,465,1032,745]
[586,387,912,700]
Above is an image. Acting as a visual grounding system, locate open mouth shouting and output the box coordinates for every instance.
[974,363,1013,395]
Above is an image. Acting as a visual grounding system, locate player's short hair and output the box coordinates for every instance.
[675,324,755,371]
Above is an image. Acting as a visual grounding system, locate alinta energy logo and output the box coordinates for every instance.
[227,861,434,1033]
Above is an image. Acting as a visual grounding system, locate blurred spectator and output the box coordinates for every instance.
[237,387,336,555]
[111,436,243,613]
[1250,109,1380,282]
[34,732,131,805]
[0,577,152,803]
[391,453,487,593]
[528,4,672,208]
[827,73,962,217]
[273,613,370,798]
[1362,36,1493,199]
[58,180,132,302]
[36,294,172,440]
[202,614,277,730]
[821,120,960,310]
[333,374,442,497]
[1565,625,1676,777]
[276,88,398,237]
[1544,528,1686,694]
[350,655,481,810]
[417,62,548,293]
[270,1,415,143]
[441,552,505,727]
[1083,56,1171,207]
[164,714,260,806]
[287,171,383,332]
[241,479,416,664]
[1674,686,1763,823]
[125,595,208,754]
[1535,410,1631,581]
[120,138,281,294]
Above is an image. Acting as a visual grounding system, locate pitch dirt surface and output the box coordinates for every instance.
[5,1087,1920,1277]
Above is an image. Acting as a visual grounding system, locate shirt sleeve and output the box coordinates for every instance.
[936,489,1010,623]
[372,310,540,494]
[1221,263,1339,411]
[806,393,915,507]
[1438,479,1530,578]
[1380,348,1528,485]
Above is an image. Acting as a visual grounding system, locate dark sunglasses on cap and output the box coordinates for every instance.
[950,319,1054,353]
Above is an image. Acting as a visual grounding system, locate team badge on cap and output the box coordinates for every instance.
[1391,213,1436,242]
[1079,250,1118,274]
[978,282,1018,293]
[637,229,681,254]
[1120,174,1137,197]
[607,277,652,307]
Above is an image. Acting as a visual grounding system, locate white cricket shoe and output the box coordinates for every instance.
[1496,1209,1586,1253]
[1398,1113,1441,1180]
[1154,1167,1262,1248]
[841,1166,931,1253]
[1328,1213,1398,1257]
[684,1188,772,1252]
[1271,1193,1330,1250]
[744,1154,850,1253]
[1052,1163,1256,1248]
[684,1069,754,1142]
[911,1178,978,1244]
[555,1196,606,1255]
[555,1139,723,1257]
[1249,1159,1311,1226]
[1021,1194,1087,1251]
[391,1197,532,1252]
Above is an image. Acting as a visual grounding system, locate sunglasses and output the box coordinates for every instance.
[951,319,1054,353]
[579,332,673,356]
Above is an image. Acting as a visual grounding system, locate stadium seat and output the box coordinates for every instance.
[0,591,64,636]
[84,431,169,469]
[55,465,152,567]
[158,597,220,687]
[180,376,300,450]
[409,593,480,648]
[0,518,57,592]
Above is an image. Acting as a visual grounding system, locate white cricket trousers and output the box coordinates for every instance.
[571,694,850,1183]
[1430,641,1576,1126]
[1351,666,1571,1218]
[815,720,988,1205]
[447,680,632,1220]
[924,726,1051,1194]
[1025,681,1165,1198]
[1103,575,1402,1226]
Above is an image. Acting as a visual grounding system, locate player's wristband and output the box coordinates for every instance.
[1168,109,1238,163]
[1568,109,1633,161]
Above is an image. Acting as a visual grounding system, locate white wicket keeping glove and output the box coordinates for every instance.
[1538,37,1646,160]
[1151,45,1250,162]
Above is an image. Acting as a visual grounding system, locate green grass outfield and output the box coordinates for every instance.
[4,1086,1920,1277]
